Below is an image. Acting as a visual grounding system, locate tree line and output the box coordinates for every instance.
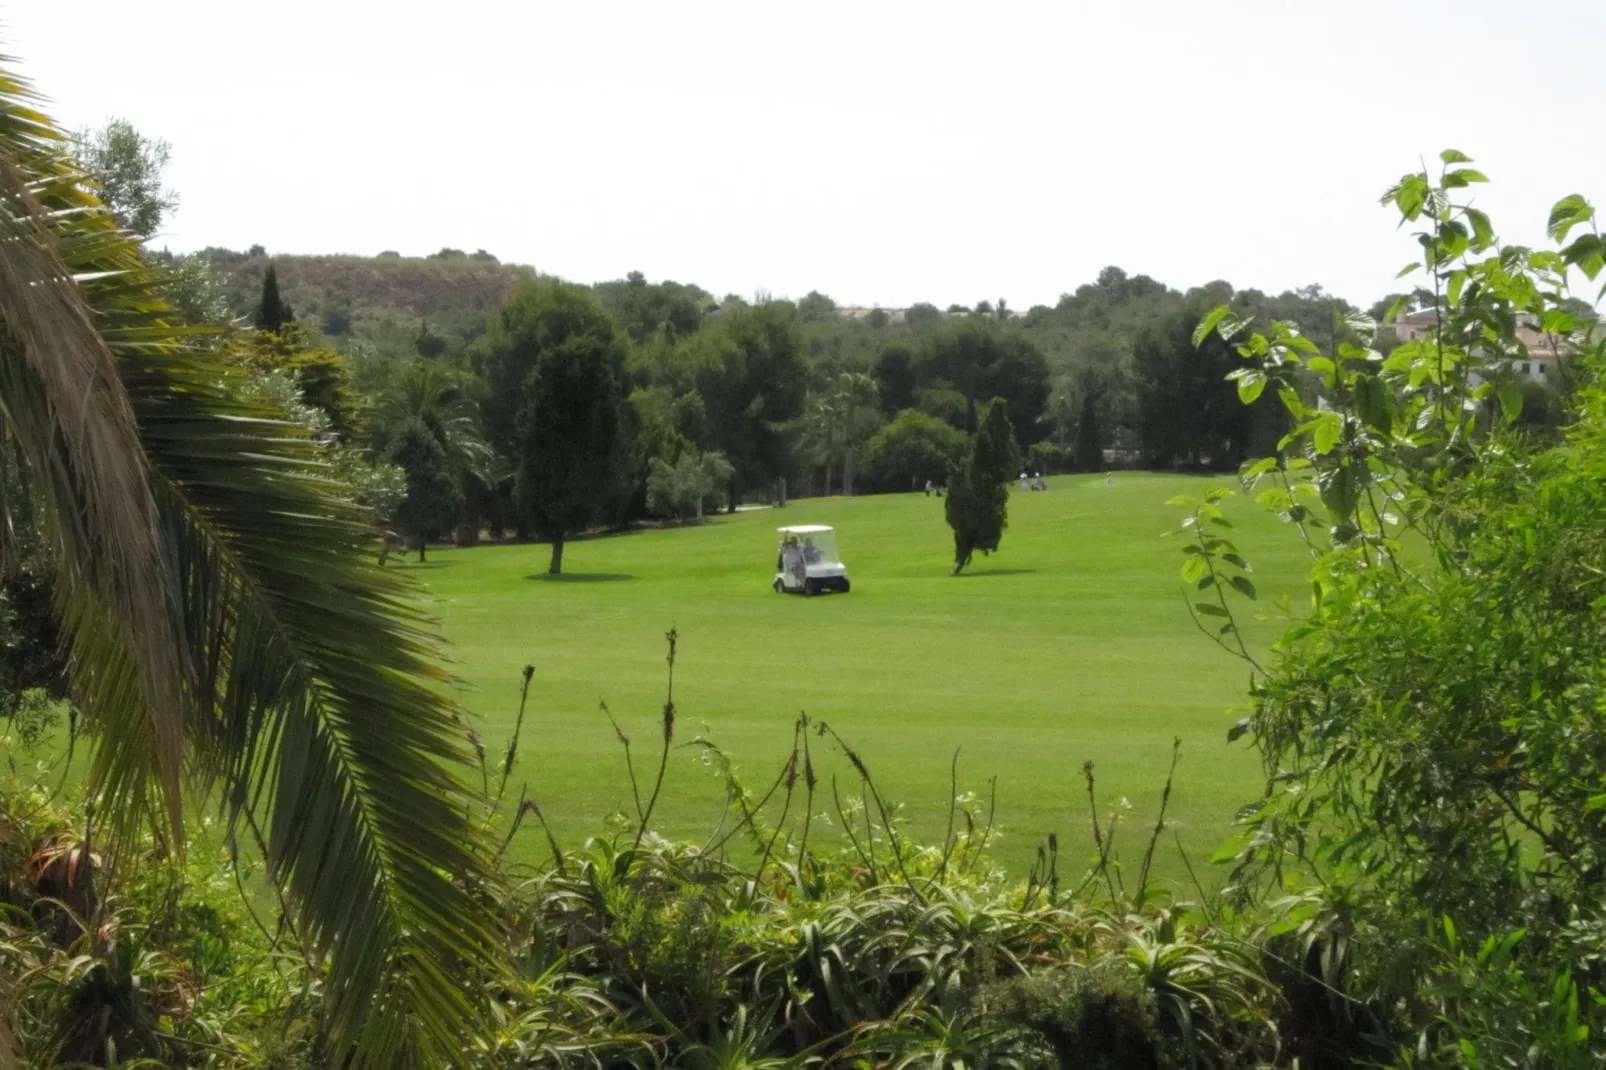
[95,117,1582,581]
[195,257,1402,574]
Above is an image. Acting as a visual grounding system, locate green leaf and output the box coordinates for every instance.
[1226,718,1252,742]
[1232,368,1268,404]
[1241,456,1278,481]
[1181,555,1210,584]
[1394,261,1421,279]
[1563,234,1606,280]
[1197,574,1217,590]
[1217,312,1253,342]
[1165,494,1197,507]
[1548,193,1594,243]
[1279,386,1304,418]
[1542,309,1577,334]
[1313,412,1343,455]
[1223,553,1250,570]
[1203,487,1233,505]
[1355,374,1392,434]
[1481,374,1518,423]
[1465,207,1494,251]
[1229,575,1257,600]
[1343,309,1377,342]
[1193,602,1229,618]
[1447,167,1488,184]
[1439,148,1472,164]
[1447,270,1468,308]
[1192,304,1231,347]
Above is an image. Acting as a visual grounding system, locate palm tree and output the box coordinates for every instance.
[836,372,880,496]
[372,358,501,546]
[1,64,496,1066]
[796,391,843,497]
[371,358,497,481]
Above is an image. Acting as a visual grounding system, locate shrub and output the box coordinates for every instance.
[861,408,966,493]
[1185,156,1606,1060]
[1027,440,1071,475]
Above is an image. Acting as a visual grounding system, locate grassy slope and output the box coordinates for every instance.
[403,473,1310,885]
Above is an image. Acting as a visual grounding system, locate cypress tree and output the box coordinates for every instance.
[253,262,294,332]
[945,397,1017,574]
[1074,392,1103,473]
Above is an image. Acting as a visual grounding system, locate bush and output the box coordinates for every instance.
[1186,160,1606,1061]
[645,449,733,520]
[914,385,969,429]
[861,408,966,493]
[1027,440,1072,475]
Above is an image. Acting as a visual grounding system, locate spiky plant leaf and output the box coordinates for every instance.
[0,62,186,836]
[3,56,501,1066]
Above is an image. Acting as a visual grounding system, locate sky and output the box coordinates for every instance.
[8,0,1605,311]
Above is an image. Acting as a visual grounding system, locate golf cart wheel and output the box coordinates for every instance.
[774,578,785,593]
[804,579,819,596]
[841,579,851,593]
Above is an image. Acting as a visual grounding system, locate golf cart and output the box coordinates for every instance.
[774,525,850,595]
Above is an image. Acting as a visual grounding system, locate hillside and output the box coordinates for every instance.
[201,247,537,357]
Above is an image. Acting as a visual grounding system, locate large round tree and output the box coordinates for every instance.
[478,279,629,574]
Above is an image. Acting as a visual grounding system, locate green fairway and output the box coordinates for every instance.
[404,472,1309,885]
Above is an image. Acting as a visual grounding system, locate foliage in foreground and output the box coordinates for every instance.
[1184,154,1606,1065]
[1,689,1291,1068]
[1,61,497,1066]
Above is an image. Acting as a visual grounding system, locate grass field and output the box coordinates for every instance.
[401,472,1311,887]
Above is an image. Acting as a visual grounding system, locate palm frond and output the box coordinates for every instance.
[374,359,498,484]
[0,62,185,835]
[125,344,502,1064]
[7,57,502,1065]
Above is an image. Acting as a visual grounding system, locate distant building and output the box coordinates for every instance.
[1392,308,1576,384]
[838,306,906,325]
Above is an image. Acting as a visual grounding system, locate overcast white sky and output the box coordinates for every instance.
[8,1,1604,310]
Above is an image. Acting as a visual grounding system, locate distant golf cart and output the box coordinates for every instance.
[774,525,850,595]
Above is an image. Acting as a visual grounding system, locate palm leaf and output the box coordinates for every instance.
[6,57,502,1065]
[0,62,186,836]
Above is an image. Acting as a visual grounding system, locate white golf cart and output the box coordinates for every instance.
[774,525,850,595]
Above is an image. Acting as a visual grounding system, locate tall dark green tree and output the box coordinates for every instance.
[388,421,463,561]
[1074,390,1103,472]
[253,262,294,332]
[1133,299,1254,468]
[694,301,806,508]
[945,398,1017,574]
[919,320,1049,440]
[874,342,917,414]
[478,279,627,574]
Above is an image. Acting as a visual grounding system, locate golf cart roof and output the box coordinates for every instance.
[777,524,834,535]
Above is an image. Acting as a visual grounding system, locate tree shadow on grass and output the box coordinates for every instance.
[527,572,636,583]
[952,568,1038,578]
[390,561,454,570]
